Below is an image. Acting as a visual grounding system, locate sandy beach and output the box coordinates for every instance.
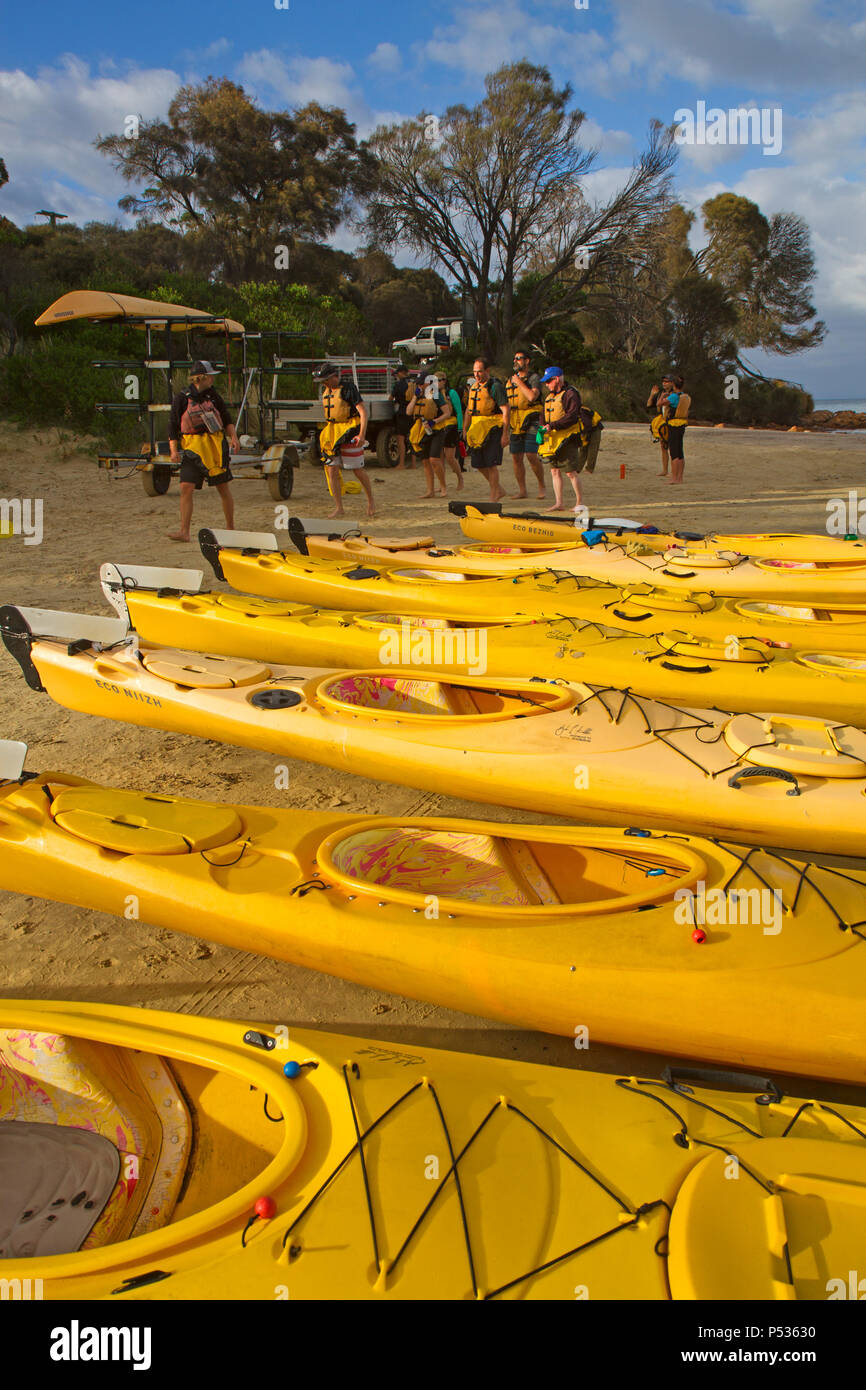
[1,421,863,1093]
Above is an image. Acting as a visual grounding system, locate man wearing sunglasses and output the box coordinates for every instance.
[506,351,545,500]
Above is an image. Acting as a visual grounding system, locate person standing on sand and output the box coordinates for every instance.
[167,361,239,542]
[390,363,414,470]
[648,373,675,476]
[506,351,545,499]
[537,367,588,513]
[664,374,691,484]
[407,373,453,497]
[463,358,510,502]
[436,371,464,490]
[313,363,374,519]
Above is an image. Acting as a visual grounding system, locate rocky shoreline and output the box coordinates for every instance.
[800,409,866,430]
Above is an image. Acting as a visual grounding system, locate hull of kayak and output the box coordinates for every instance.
[87,570,866,722]
[453,505,866,560]
[7,619,866,857]
[106,562,866,658]
[270,529,866,603]
[4,1002,865,1299]
[201,531,866,629]
[1,779,866,1083]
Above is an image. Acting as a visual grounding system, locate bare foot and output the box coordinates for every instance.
[366,508,377,517]
[438,489,447,497]
[545,502,565,512]
[536,492,546,500]
[658,471,668,477]
[167,531,190,542]
[513,491,528,499]
[456,478,464,490]
[327,507,345,518]
[421,491,435,499]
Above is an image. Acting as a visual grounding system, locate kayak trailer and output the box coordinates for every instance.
[35,291,301,499]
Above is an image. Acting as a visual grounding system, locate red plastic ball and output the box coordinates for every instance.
[692,928,707,944]
[255,1196,277,1220]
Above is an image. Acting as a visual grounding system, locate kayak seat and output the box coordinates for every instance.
[0,1121,120,1258]
[330,827,561,907]
[0,1030,191,1252]
[323,675,485,716]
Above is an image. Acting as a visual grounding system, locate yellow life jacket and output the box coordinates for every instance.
[538,386,583,458]
[506,376,541,432]
[466,380,502,419]
[465,379,503,448]
[322,385,357,424]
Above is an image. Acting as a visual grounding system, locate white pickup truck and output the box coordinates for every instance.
[391,320,462,358]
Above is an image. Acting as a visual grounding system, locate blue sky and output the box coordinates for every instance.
[2,0,864,397]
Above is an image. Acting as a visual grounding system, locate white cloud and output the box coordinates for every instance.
[367,43,401,74]
[0,56,181,227]
[610,0,866,91]
[237,51,356,108]
[415,0,609,87]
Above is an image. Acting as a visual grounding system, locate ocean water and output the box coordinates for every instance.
[813,399,866,412]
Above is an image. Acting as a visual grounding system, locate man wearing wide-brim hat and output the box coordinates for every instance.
[167,360,239,542]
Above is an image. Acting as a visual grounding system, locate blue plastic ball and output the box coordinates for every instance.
[283,1060,301,1079]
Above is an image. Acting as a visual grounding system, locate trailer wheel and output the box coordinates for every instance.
[375,426,400,468]
[143,464,172,497]
[267,445,298,500]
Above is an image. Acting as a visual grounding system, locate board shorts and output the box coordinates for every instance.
[179,445,232,488]
[667,424,686,461]
[441,423,459,449]
[509,419,541,455]
[394,414,411,438]
[469,429,504,471]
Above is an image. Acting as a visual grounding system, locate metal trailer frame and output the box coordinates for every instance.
[35,294,305,500]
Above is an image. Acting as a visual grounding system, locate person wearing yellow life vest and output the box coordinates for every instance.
[313,363,374,519]
[662,373,690,484]
[167,360,239,542]
[506,350,545,500]
[537,365,595,512]
[463,358,510,502]
[406,372,454,497]
[648,372,675,476]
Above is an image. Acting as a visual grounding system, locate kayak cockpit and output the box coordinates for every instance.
[317,822,703,918]
[0,1030,284,1259]
[314,673,573,722]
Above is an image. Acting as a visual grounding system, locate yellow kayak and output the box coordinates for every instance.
[2,753,866,1082]
[6,612,866,855]
[104,566,866,722]
[451,503,866,560]
[103,561,866,666]
[4,1001,865,1300]
[201,526,866,609]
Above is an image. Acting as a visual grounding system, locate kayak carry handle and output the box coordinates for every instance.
[662,1064,783,1105]
[660,660,713,674]
[728,765,801,796]
[612,608,652,622]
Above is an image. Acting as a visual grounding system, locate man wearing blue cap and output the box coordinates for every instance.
[537,366,591,512]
